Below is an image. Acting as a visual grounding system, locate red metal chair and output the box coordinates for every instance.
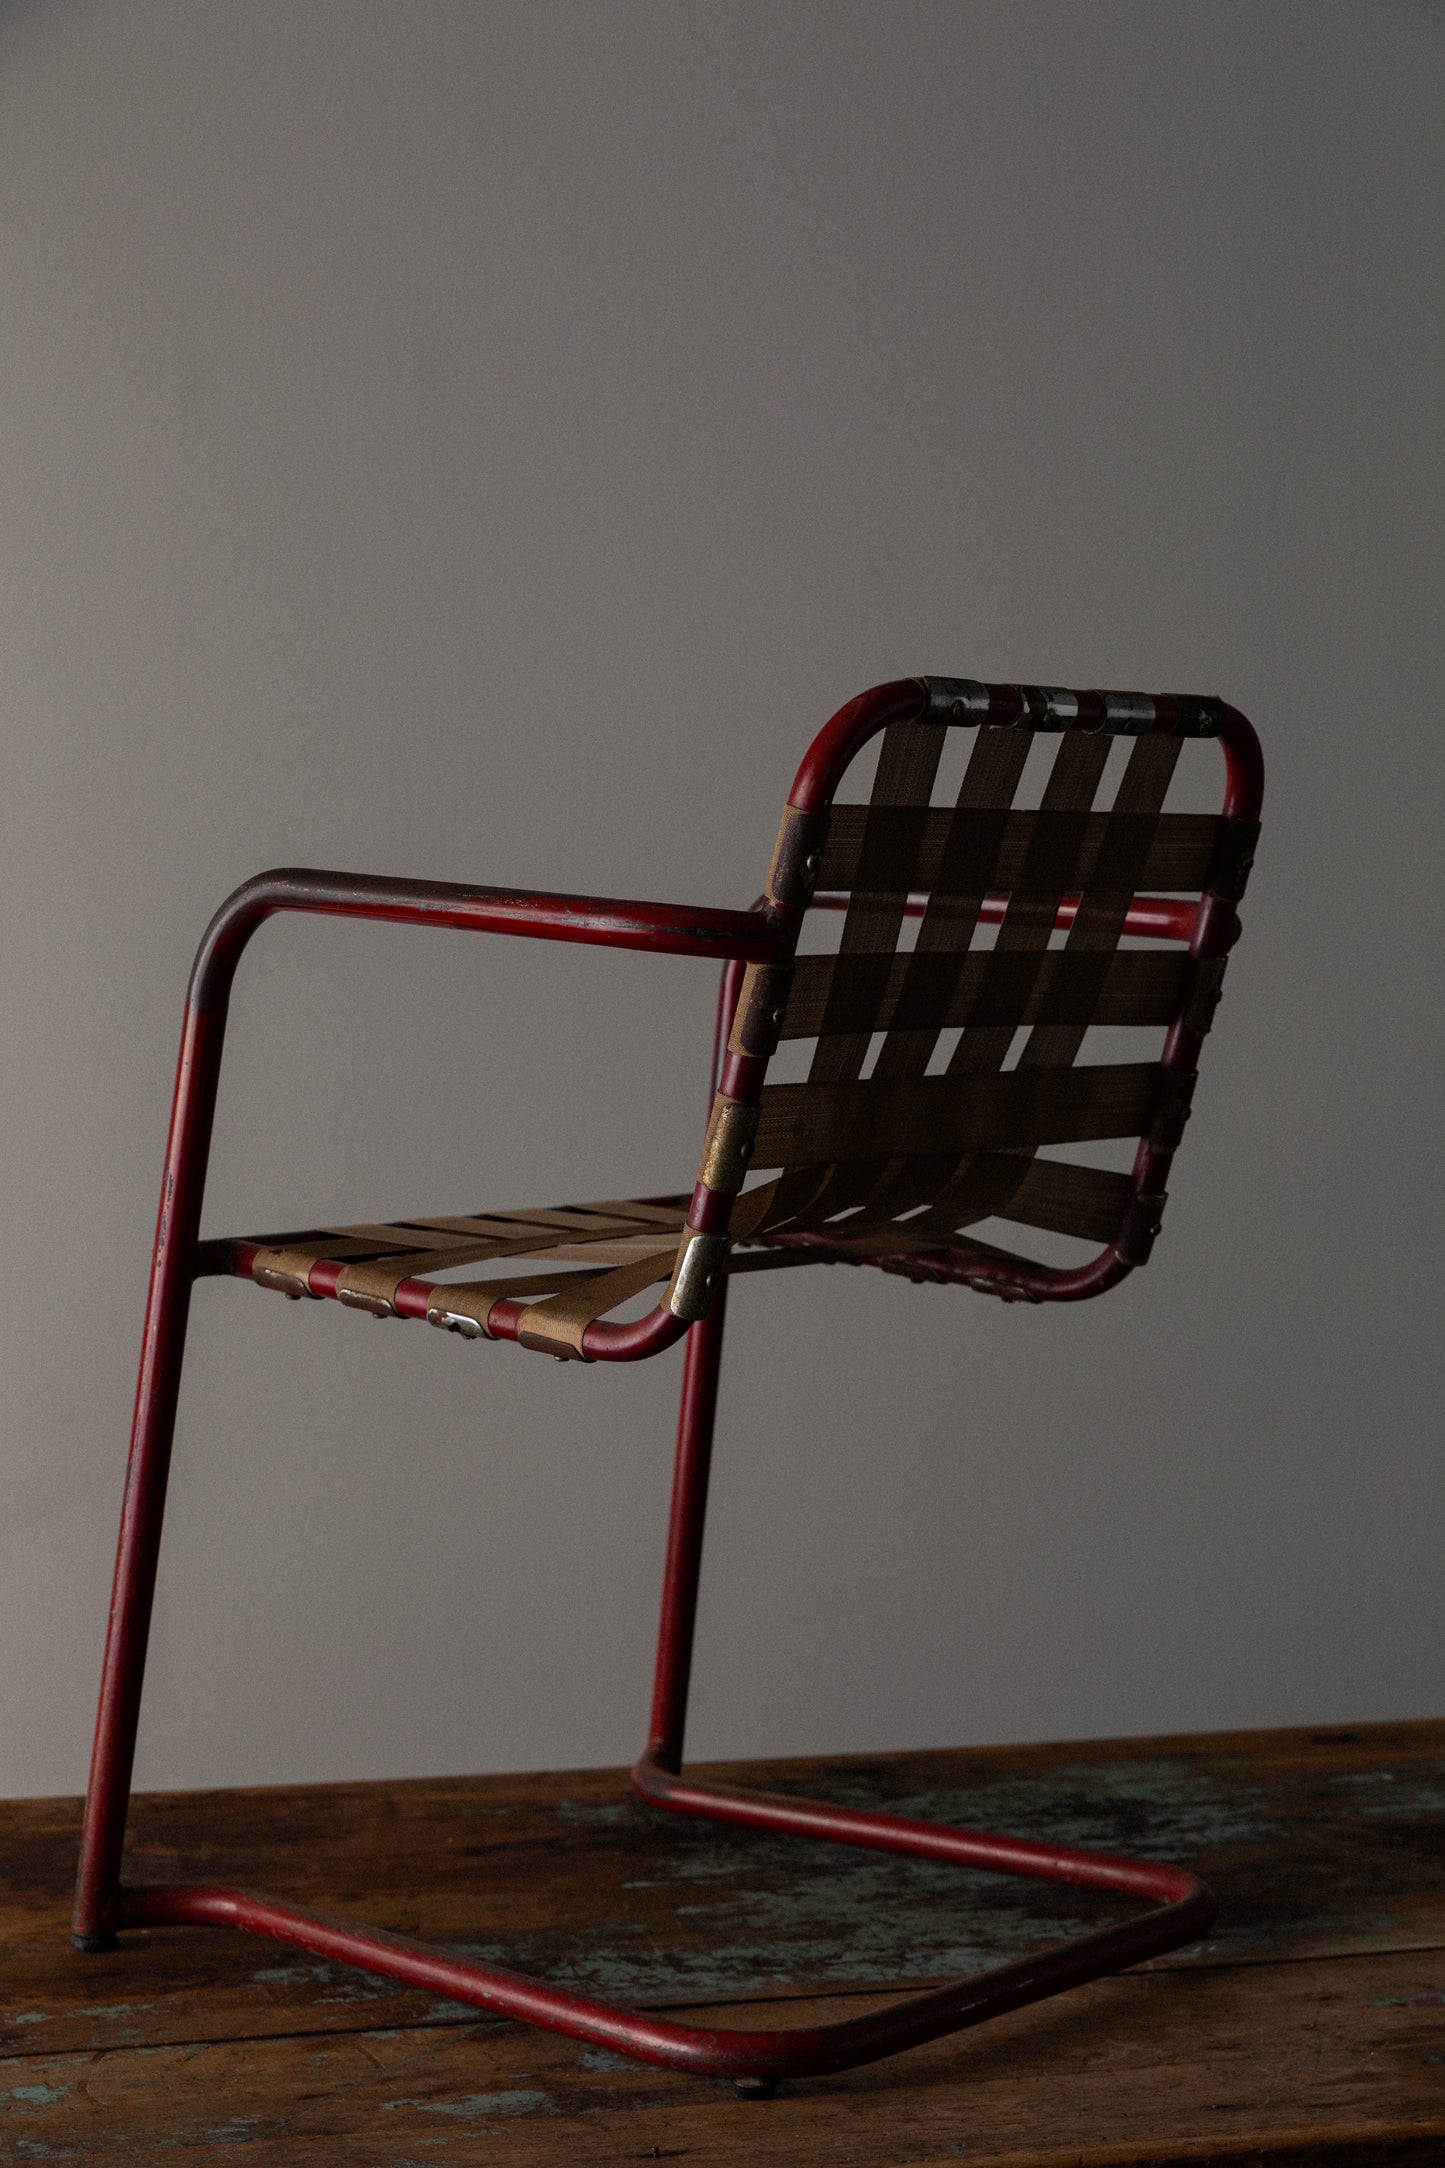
[72,676,1263,2093]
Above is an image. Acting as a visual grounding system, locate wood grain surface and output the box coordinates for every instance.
[1,1720,1440,2162]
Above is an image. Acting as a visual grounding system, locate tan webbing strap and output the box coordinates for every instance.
[515,1247,680,1359]
[256,1236,405,1264]
[473,1207,662,1235]
[322,1222,509,1257]
[331,1259,418,1311]
[249,1196,692,1340]
[566,1201,691,1228]
[250,1245,333,1292]
[519,1238,689,1265]
[424,1269,609,1337]
[406,1210,664,1239]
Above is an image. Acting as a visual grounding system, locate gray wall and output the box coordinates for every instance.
[1,0,1440,1798]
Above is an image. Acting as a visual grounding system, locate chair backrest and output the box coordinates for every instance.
[668,677,1262,1318]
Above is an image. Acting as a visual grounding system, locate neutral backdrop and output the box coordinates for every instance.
[1,0,1440,1799]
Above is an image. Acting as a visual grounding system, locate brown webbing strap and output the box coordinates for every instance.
[740,725,1177,1251]
[816,807,1221,895]
[730,717,1200,1277]
[807,717,945,1086]
[791,733,1044,1241]
[753,1063,1160,1164]
[745,1157,1129,1254]
[853,732,1110,1239]
[948,731,1111,1077]
[1015,733,1181,1074]
[870,726,1033,1082]
[910,735,1184,1258]
[762,726,1033,1238]
[754,718,946,1236]
[911,734,1183,1250]
[816,732,1045,1240]
[781,948,1186,1038]
[898,1156,1132,1246]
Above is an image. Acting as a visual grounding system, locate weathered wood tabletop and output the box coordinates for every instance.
[0,1719,1440,2164]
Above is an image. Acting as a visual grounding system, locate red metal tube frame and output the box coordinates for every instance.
[72,870,784,1951]
[73,681,1253,2091]
[816,888,1206,943]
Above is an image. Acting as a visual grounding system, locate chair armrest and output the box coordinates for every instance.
[187,867,788,1012]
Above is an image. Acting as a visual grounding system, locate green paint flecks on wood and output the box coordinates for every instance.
[381,2087,554,2118]
[7,2081,68,2106]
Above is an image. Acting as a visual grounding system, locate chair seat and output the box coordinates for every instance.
[228,1169,1079,1356]
[232,1196,694,1347]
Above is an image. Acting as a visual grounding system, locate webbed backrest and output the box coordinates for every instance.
[675,679,1261,1312]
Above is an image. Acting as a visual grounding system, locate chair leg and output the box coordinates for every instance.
[645,1280,729,1774]
[72,998,228,1950]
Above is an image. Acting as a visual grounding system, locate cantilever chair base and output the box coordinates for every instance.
[75,1745,1214,2090]
[72,676,1261,2091]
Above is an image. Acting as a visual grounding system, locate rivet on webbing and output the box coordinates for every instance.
[1206,819,1261,903]
[699,1097,761,1196]
[427,1307,488,1340]
[1183,955,1228,1038]
[1148,1070,1198,1152]
[730,960,795,1057]
[969,1274,1042,1305]
[1116,1191,1168,1266]
[337,1288,397,1320]
[765,806,829,910]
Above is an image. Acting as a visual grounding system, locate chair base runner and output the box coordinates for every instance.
[78,1760,1213,2087]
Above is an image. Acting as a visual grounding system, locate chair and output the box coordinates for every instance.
[72,675,1263,2093]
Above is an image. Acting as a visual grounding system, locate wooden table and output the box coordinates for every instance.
[1,1720,1441,2163]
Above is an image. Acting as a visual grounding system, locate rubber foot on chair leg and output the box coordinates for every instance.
[71,1929,119,1954]
[734,2077,779,2100]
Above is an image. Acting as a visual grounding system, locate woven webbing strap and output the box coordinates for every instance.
[249,1199,687,1357]
[726,716,1188,1272]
